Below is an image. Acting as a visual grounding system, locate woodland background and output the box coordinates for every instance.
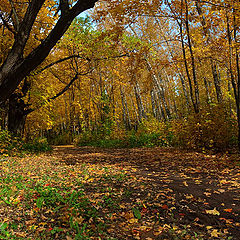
[1,0,240,152]
[1,1,240,240]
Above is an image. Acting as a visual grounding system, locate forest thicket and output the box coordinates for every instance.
[1,0,240,151]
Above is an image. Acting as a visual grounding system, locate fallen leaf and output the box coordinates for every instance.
[206,226,213,230]
[183,181,188,187]
[223,209,232,213]
[211,229,220,237]
[161,204,168,210]
[129,218,138,224]
[66,236,73,240]
[206,208,220,216]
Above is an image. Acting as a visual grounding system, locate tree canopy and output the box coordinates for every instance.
[1,0,240,150]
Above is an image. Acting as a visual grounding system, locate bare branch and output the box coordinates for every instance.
[0,12,16,35]
[34,53,129,76]
[49,70,92,101]
[8,0,20,31]
[25,68,93,114]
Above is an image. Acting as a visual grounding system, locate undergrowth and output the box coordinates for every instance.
[0,129,51,157]
[74,107,237,151]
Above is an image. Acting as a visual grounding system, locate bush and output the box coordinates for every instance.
[74,131,170,148]
[48,132,73,145]
[170,106,237,150]
[0,129,22,156]
[22,137,52,153]
[74,106,237,151]
[0,129,52,156]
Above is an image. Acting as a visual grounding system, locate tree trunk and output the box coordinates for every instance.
[195,0,223,104]
[150,90,157,118]
[185,0,200,112]
[120,86,131,130]
[226,9,240,151]
[179,14,199,113]
[179,73,190,108]
[134,82,145,122]
[203,77,211,104]
[211,60,223,103]
[145,59,171,119]
[233,11,240,151]
[130,93,140,125]
[8,93,27,136]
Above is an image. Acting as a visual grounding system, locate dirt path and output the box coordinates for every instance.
[51,145,240,239]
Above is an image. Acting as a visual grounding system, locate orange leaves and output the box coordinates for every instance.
[161,204,169,210]
[223,209,232,213]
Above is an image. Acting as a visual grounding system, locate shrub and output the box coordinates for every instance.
[22,137,52,153]
[0,129,22,156]
[0,129,52,156]
[170,106,237,150]
[74,106,237,151]
[48,131,73,145]
[74,130,170,148]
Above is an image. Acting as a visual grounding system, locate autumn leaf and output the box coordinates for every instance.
[161,204,168,210]
[211,229,220,237]
[183,181,188,187]
[206,208,220,216]
[223,209,232,213]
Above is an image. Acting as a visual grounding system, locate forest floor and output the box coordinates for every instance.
[0,146,240,240]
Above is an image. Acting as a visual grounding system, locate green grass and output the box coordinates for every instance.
[76,133,170,148]
[0,157,129,239]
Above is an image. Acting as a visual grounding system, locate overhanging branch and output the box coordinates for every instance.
[34,53,129,75]
[25,68,93,115]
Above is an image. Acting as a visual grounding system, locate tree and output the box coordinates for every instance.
[0,0,98,104]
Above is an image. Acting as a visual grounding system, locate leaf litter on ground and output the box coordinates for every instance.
[0,145,239,239]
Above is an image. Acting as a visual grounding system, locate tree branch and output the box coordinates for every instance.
[60,0,70,15]
[25,68,93,115]
[0,0,98,103]
[7,0,45,59]
[0,12,16,35]
[8,0,20,31]
[36,55,89,74]
[34,53,129,75]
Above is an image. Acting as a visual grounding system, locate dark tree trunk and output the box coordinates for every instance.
[226,9,240,151]
[0,101,8,130]
[179,13,199,113]
[185,0,200,112]
[195,0,223,104]
[8,93,27,136]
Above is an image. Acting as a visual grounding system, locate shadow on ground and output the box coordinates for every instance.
[51,145,240,239]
